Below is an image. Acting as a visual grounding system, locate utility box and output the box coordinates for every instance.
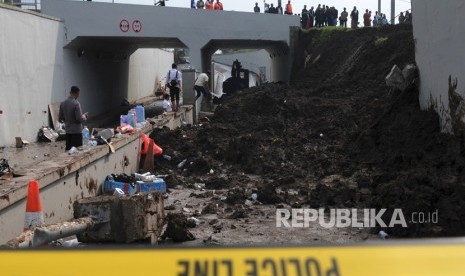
[181,69,197,106]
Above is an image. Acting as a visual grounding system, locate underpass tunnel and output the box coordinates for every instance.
[62,36,185,126]
[199,40,291,101]
[201,39,291,84]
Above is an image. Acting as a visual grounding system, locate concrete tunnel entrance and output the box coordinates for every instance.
[62,36,185,126]
[201,39,291,84]
[62,36,290,125]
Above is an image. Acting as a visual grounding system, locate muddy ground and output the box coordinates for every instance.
[150,24,465,244]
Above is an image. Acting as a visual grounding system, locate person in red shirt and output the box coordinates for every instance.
[214,0,223,10]
[285,0,293,15]
[205,0,214,10]
[363,9,371,27]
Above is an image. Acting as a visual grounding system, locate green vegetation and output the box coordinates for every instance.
[305,27,353,48]
[375,36,388,47]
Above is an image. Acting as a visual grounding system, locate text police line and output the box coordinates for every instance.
[178,257,340,276]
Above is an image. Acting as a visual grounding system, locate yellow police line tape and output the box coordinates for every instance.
[0,243,464,276]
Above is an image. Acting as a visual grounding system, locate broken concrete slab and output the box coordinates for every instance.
[402,64,418,86]
[385,65,406,91]
[73,192,164,244]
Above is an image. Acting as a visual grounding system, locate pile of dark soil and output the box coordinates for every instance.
[150,24,465,237]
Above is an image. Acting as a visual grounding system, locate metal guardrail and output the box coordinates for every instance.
[2,0,40,11]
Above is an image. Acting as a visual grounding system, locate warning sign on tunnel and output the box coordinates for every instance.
[0,244,464,275]
[132,20,142,33]
[119,19,129,32]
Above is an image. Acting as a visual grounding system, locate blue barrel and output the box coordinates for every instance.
[135,105,145,123]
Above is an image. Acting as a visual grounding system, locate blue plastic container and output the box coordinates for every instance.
[127,110,136,128]
[103,180,136,195]
[136,178,166,193]
[135,105,145,123]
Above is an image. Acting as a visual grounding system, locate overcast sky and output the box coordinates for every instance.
[109,0,411,18]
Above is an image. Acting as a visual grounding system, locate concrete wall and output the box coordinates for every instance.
[41,0,299,78]
[0,4,173,146]
[127,49,174,102]
[0,137,139,244]
[0,4,65,146]
[412,0,465,132]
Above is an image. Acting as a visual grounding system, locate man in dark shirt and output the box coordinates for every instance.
[254,2,260,13]
[350,6,359,28]
[269,3,277,14]
[59,86,88,150]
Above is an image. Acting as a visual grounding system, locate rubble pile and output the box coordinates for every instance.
[153,24,465,238]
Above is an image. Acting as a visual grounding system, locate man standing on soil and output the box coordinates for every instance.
[363,9,372,27]
[340,7,348,27]
[194,71,213,111]
[166,63,182,112]
[59,86,88,151]
[350,6,359,28]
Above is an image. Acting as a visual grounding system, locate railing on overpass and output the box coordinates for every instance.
[0,0,121,12]
[1,0,40,11]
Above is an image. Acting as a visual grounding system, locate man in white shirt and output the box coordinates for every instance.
[194,71,212,111]
[166,63,182,112]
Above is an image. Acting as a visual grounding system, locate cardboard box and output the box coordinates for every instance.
[136,178,166,193]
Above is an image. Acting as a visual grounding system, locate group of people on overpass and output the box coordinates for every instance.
[193,0,223,10]
[253,0,294,14]
[398,11,412,24]
[299,5,412,29]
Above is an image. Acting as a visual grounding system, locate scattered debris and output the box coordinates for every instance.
[162,213,195,242]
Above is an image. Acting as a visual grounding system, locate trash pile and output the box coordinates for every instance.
[0,159,11,180]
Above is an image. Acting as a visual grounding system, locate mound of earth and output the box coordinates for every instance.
[150,24,465,238]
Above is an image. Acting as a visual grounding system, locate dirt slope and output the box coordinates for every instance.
[151,24,465,238]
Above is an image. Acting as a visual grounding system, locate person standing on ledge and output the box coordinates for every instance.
[194,71,213,111]
[59,86,88,151]
[166,63,183,112]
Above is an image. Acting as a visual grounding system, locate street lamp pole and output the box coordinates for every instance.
[391,0,395,24]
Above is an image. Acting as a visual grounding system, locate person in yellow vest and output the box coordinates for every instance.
[285,0,293,15]
[214,0,223,10]
[205,0,214,10]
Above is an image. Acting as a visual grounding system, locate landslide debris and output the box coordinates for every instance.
[152,24,465,238]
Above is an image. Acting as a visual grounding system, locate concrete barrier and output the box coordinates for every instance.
[0,106,193,244]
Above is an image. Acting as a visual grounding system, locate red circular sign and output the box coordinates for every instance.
[132,20,142,33]
[120,19,129,32]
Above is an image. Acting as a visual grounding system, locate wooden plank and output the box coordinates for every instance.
[48,102,61,130]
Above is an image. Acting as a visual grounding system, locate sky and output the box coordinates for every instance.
[109,0,412,19]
